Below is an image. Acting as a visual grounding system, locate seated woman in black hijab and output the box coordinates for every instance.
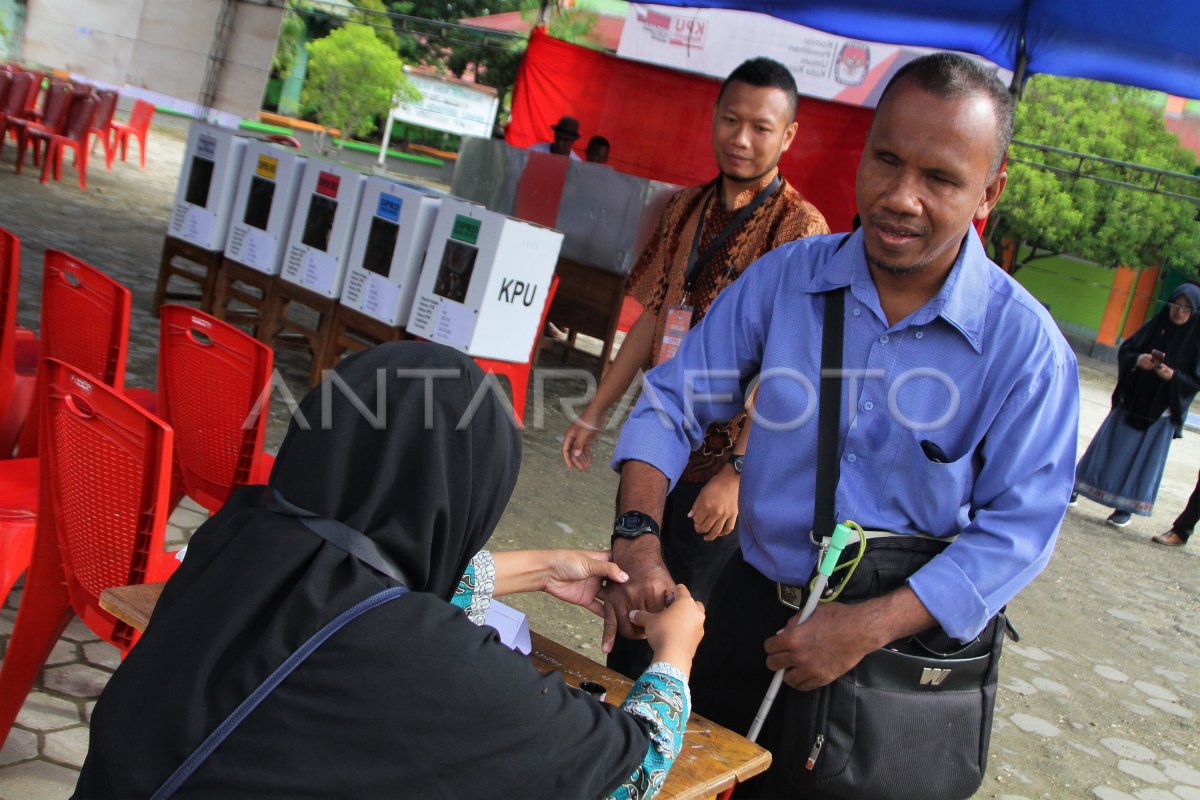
[74,342,705,799]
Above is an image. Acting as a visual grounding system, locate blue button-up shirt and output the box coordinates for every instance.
[612,229,1079,641]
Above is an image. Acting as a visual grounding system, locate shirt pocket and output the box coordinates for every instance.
[892,430,976,532]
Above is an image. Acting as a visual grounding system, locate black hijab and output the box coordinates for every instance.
[1115,283,1200,434]
[75,342,649,799]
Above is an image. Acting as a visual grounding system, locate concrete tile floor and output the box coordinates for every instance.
[0,498,205,800]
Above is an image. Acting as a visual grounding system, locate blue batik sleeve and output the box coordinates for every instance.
[606,662,691,800]
[450,550,495,625]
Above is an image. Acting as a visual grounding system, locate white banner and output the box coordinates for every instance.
[391,71,499,139]
[618,5,1009,108]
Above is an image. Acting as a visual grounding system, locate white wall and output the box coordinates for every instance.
[21,0,282,119]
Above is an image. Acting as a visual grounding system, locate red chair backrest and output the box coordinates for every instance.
[128,98,154,133]
[40,249,130,391]
[38,82,74,133]
[2,72,32,116]
[0,71,11,109]
[0,228,19,407]
[156,305,274,511]
[60,92,96,142]
[37,358,174,650]
[90,89,118,132]
[20,70,43,111]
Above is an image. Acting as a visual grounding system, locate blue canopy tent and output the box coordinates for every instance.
[636,0,1200,97]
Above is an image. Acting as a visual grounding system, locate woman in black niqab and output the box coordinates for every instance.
[73,342,658,799]
[1074,283,1200,525]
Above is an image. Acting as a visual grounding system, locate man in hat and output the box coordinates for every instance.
[529,115,582,159]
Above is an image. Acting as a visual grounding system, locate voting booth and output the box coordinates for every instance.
[406,198,562,362]
[555,160,678,275]
[280,159,366,298]
[168,123,248,251]
[339,178,442,326]
[224,140,307,275]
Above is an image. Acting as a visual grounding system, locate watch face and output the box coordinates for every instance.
[618,512,646,532]
[731,455,744,474]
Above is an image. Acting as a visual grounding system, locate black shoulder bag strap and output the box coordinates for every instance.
[683,174,782,294]
[813,287,846,541]
[149,584,409,800]
[262,489,411,586]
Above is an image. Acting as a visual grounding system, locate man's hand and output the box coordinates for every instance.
[601,535,675,653]
[562,410,603,471]
[689,467,739,540]
[764,588,937,690]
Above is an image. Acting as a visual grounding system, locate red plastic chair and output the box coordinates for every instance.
[36,92,97,189]
[87,89,119,170]
[0,358,179,747]
[108,98,154,169]
[0,228,37,457]
[9,81,72,174]
[0,71,35,161]
[0,71,12,110]
[126,305,275,514]
[0,229,37,605]
[11,250,131,458]
[471,274,559,427]
[265,133,302,149]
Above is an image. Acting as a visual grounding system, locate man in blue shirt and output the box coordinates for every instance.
[601,53,1079,796]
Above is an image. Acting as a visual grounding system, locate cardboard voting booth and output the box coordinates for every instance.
[339,178,441,326]
[555,160,679,275]
[406,198,562,362]
[280,160,366,298]
[224,140,307,275]
[168,123,248,250]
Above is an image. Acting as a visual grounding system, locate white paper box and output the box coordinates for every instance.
[224,141,307,275]
[168,123,248,251]
[339,178,442,325]
[280,160,366,298]
[406,198,562,362]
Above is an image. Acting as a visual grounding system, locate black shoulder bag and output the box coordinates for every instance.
[777,288,1007,800]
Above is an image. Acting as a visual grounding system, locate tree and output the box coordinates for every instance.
[985,75,1200,274]
[303,23,420,150]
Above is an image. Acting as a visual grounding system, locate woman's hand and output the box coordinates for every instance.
[1138,353,1175,380]
[541,550,629,617]
[688,467,739,541]
[629,584,706,677]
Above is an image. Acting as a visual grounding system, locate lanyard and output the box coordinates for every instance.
[683,174,782,295]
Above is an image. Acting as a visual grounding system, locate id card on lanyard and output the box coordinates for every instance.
[657,303,694,363]
[656,175,781,365]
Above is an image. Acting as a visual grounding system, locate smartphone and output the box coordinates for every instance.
[1152,349,1166,364]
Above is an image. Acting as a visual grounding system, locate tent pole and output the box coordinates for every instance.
[1009,45,1029,99]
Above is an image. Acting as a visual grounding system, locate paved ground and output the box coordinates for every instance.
[1,119,1200,799]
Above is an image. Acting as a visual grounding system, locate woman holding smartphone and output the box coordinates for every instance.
[1072,283,1200,527]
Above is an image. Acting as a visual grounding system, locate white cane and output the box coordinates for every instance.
[746,522,854,743]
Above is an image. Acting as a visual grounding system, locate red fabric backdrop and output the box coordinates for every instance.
[507,28,873,232]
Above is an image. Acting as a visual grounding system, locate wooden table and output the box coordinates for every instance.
[100,583,770,800]
[546,257,629,377]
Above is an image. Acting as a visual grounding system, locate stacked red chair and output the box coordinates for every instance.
[36,91,98,189]
[0,358,179,747]
[11,249,131,458]
[126,305,276,515]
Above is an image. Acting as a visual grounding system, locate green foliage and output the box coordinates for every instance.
[989,75,1200,273]
[519,0,601,48]
[350,0,402,51]
[272,3,308,76]
[303,23,419,142]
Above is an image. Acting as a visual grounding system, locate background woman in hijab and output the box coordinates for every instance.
[1073,283,1200,527]
[74,342,705,800]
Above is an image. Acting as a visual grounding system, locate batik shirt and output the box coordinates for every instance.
[625,169,828,482]
[453,551,690,800]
